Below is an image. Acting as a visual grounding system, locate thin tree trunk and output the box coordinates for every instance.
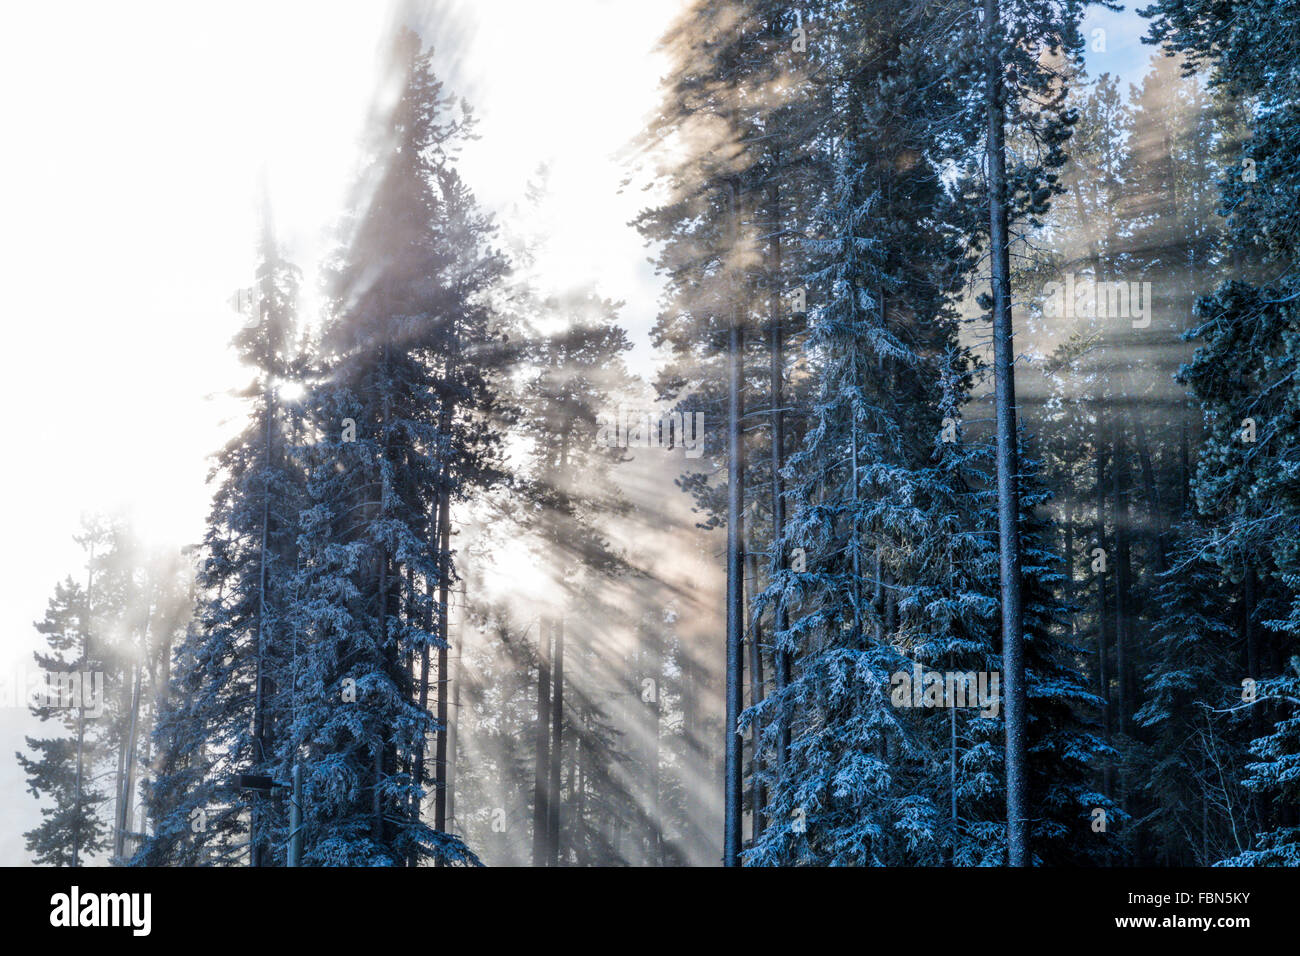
[1244,564,1261,742]
[72,543,95,868]
[648,625,662,865]
[1096,445,1113,796]
[744,544,765,841]
[251,383,274,867]
[852,413,863,644]
[434,499,451,836]
[532,620,552,866]
[767,159,791,769]
[116,656,144,860]
[447,574,465,832]
[431,275,459,855]
[1112,430,1131,737]
[373,550,389,847]
[950,687,958,866]
[409,561,435,865]
[985,0,1028,865]
[548,617,564,865]
[723,179,745,867]
[1064,504,1076,645]
[1243,563,1263,833]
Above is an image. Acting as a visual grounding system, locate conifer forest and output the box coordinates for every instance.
[5,0,1300,885]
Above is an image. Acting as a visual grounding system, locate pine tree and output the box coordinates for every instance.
[517,290,636,864]
[136,194,306,866]
[944,0,1092,864]
[17,520,114,866]
[287,28,505,866]
[1133,521,1242,864]
[746,3,984,860]
[1142,0,1300,863]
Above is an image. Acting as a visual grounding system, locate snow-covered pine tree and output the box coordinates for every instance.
[287,28,505,866]
[19,517,191,866]
[1145,0,1300,864]
[1015,448,1120,865]
[745,2,984,859]
[926,0,1095,863]
[1133,520,1243,864]
[634,2,823,854]
[17,518,115,866]
[135,194,305,867]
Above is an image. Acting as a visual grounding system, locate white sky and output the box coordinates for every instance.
[0,0,682,864]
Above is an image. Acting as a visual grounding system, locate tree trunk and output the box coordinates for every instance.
[1112,430,1131,737]
[72,544,95,868]
[744,543,765,841]
[985,0,1028,865]
[532,620,552,866]
[251,384,274,867]
[447,574,465,833]
[409,554,435,865]
[434,498,451,836]
[548,617,564,865]
[1096,445,1113,796]
[950,686,958,866]
[767,158,792,769]
[116,656,144,860]
[373,551,389,847]
[723,179,745,867]
[648,626,662,865]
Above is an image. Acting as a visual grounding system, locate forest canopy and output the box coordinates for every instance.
[9,0,1300,870]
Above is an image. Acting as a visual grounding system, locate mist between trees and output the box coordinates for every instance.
[16,0,1300,867]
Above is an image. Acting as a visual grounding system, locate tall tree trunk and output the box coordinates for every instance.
[723,179,745,866]
[111,667,129,858]
[1063,503,1076,645]
[373,551,389,847]
[1095,445,1113,796]
[744,543,765,841]
[575,703,588,864]
[532,620,552,866]
[1243,563,1263,833]
[548,617,565,865]
[72,543,95,868]
[431,283,459,855]
[409,532,436,866]
[950,683,958,866]
[434,498,451,837]
[447,574,465,833]
[1112,430,1131,737]
[852,409,864,644]
[767,158,791,769]
[985,0,1028,865]
[1244,563,1262,741]
[251,385,274,867]
[116,654,144,860]
[648,624,663,865]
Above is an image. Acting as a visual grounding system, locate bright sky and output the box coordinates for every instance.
[0,0,682,864]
